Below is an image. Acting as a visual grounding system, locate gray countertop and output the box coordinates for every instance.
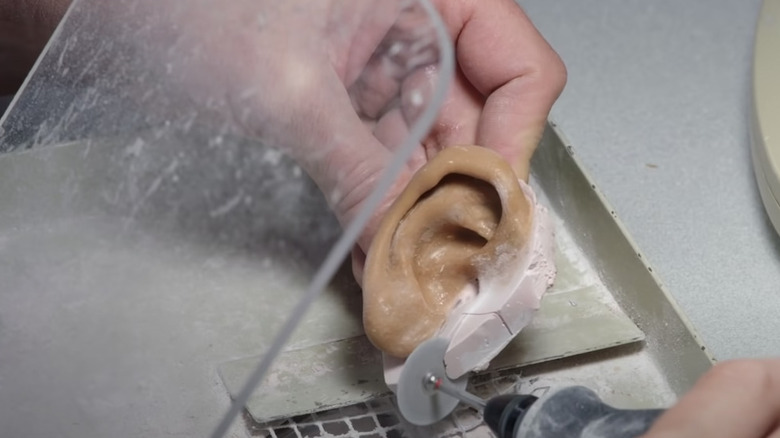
[520,0,780,361]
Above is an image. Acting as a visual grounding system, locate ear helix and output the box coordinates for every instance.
[361,145,533,358]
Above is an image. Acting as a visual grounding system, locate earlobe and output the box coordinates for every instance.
[361,145,534,358]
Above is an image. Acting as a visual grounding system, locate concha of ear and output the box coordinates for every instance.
[362,145,534,358]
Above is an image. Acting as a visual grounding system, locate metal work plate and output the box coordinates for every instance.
[0,123,713,438]
[219,123,714,438]
[218,226,646,425]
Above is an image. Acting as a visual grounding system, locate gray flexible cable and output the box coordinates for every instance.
[208,2,455,437]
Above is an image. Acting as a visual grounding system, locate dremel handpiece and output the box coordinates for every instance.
[426,373,666,438]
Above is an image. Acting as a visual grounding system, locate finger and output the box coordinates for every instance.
[641,359,780,438]
[417,67,483,155]
[432,0,566,179]
[373,107,410,149]
[351,246,366,287]
[349,53,403,119]
[397,62,482,158]
[328,0,401,87]
[373,106,431,173]
[347,0,423,120]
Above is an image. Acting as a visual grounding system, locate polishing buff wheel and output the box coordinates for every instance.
[396,337,469,426]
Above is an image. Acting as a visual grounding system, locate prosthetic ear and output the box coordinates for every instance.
[362,145,533,358]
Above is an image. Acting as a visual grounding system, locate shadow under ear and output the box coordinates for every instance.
[362,145,534,358]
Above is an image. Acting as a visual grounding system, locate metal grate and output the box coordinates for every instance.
[244,370,540,438]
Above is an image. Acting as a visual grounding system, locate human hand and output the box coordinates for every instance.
[347,0,567,282]
[641,359,780,438]
[140,0,565,282]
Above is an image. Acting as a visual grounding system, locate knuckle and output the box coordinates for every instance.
[542,51,568,94]
[525,48,567,100]
[552,54,568,89]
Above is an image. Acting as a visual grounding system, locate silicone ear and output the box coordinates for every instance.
[362,145,533,358]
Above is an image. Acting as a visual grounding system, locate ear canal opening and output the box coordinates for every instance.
[443,226,488,248]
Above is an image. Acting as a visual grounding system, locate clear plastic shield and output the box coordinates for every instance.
[0,1,454,437]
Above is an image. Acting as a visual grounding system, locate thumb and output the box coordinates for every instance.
[432,0,566,180]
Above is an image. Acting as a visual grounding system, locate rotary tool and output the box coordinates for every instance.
[397,337,667,438]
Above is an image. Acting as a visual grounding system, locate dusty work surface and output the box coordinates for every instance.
[237,121,715,437]
[0,135,350,438]
[0,125,707,438]
[217,214,646,424]
[227,171,682,438]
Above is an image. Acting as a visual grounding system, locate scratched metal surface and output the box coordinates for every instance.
[0,125,708,438]
[0,133,351,438]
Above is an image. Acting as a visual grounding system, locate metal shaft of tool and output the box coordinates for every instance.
[424,373,487,410]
